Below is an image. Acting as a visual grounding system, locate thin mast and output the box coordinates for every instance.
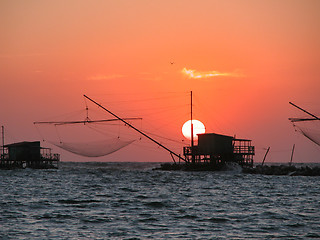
[261,147,270,166]
[289,102,320,120]
[289,144,295,166]
[190,91,195,163]
[83,95,186,162]
[1,126,4,157]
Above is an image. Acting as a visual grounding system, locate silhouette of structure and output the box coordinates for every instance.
[183,133,254,167]
[180,92,254,169]
[84,93,255,171]
[0,141,59,169]
[289,102,320,147]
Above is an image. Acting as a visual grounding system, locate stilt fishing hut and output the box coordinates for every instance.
[181,91,254,169]
[184,133,254,167]
[0,141,60,169]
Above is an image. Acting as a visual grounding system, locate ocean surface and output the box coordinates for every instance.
[0,162,319,239]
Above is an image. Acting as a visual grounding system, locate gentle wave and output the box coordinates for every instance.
[0,162,319,239]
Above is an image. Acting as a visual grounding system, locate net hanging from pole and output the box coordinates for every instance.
[49,138,135,157]
[290,118,320,147]
[34,106,142,157]
[34,92,191,159]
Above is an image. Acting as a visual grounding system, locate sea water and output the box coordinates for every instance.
[0,162,319,239]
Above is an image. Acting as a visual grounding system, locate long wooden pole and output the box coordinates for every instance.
[1,126,4,157]
[289,102,320,120]
[289,144,295,166]
[261,147,270,166]
[83,95,186,162]
[34,118,142,125]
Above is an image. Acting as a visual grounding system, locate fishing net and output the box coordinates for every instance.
[290,118,320,147]
[34,106,142,157]
[49,138,135,157]
[34,92,191,159]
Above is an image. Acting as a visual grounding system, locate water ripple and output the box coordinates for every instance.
[0,162,319,239]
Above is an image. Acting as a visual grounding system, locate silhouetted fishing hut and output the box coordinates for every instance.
[183,133,254,167]
[0,141,60,169]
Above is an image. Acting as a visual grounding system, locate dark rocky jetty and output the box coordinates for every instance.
[155,163,320,176]
[154,162,240,172]
[242,165,320,176]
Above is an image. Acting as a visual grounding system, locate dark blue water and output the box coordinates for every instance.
[0,162,319,239]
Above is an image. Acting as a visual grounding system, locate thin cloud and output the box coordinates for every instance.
[88,74,125,81]
[182,68,244,79]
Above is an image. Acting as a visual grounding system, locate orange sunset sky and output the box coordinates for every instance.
[1,0,320,163]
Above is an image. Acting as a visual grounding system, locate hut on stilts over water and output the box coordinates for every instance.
[161,91,255,170]
[0,126,60,169]
[182,133,254,170]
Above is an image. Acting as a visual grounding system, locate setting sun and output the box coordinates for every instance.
[182,120,206,140]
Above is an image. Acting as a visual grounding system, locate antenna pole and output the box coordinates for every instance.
[190,91,195,163]
[289,102,320,120]
[83,95,186,162]
[261,147,270,166]
[289,144,295,166]
[1,126,4,157]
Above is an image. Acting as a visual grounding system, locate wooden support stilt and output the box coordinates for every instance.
[261,147,270,166]
[289,144,295,166]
